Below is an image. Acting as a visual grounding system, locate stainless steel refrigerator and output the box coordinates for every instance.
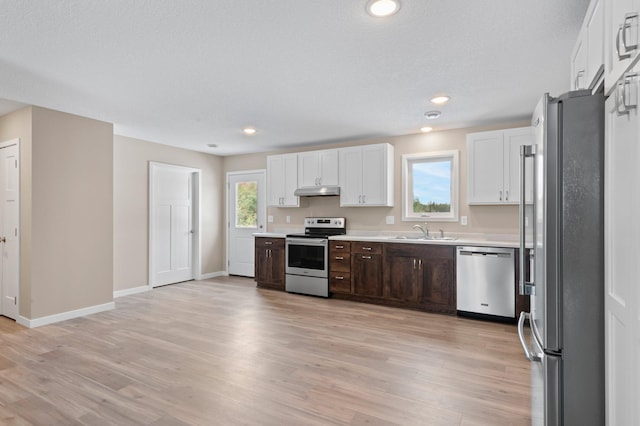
[517,90,605,425]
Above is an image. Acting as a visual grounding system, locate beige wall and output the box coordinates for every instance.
[31,107,113,318]
[223,121,530,239]
[0,107,33,318]
[113,135,224,292]
[0,106,113,320]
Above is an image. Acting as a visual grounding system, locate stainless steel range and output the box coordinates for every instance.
[285,217,346,297]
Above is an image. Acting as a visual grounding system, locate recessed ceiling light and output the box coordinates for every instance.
[424,111,441,120]
[242,127,257,135]
[207,143,218,148]
[430,96,450,105]
[366,0,400,17]
[420,127,433,133]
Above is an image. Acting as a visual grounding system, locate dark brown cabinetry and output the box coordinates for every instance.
[329,241,351,294]
[383,244,456,313]
[351,242,383,298]
[254,237,285,290]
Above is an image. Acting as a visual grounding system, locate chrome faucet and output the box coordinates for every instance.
[413,224,429,239]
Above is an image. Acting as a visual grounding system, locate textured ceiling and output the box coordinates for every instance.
[0,1,589,156]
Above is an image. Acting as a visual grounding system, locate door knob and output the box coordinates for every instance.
[0,237,5,243]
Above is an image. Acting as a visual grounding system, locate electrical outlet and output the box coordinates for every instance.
[268,215,274,223]
[286,215,291,223]
[386,215,395,225]
[461,216,468,226]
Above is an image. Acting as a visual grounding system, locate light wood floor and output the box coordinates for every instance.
[0,277,531,425]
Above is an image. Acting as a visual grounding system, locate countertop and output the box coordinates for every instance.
[253,232,519,248]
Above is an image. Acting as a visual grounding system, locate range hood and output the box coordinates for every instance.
[293,186,341,197]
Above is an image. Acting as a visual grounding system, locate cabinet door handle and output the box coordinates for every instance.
[335,276,344,280]
[362,194,366,204]
[499,190,503,201]
[362,255,372,259]
[622,13,639,53]
[318,177,322,185]
[264,241,273,245]
[335,256,344,260]
[413,259,416,269]
[505,190,509,201]
[335,245,344,249]
[418,259,422,269]
[362,247,372,251]
[358,195,362,203]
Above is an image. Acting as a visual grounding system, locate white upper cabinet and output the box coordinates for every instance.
[604,0,639,94]
[572,27,589,90]
[572,0,604,90]
[604,61,640,426]
[267,154,299,207]
[339,143,394,207]
[297,149,339,188]
[467,127,533,205]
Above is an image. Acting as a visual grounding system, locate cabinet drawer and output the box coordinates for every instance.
[351,242,382,255]
[255,237,284,249]
[330,241,351,253]
[330,253,351,272]
[330,273,351,293]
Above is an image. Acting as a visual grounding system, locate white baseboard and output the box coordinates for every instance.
[113,285,150,298]
[198,271,228,280]
[17,301,116,329]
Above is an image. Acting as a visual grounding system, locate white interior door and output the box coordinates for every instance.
[227,171,266,277]
[0,142,18,320]
[150,163,197,287]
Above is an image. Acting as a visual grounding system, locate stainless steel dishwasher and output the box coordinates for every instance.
[456,246,515,318]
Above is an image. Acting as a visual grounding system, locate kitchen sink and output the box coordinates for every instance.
[391,236,457,241]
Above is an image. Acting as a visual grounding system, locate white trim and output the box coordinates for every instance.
[113,286,150,298]
[149,162,202,288]
[0,138,20,320]
[17,302,115,328]
[401,150,459,222]
[226,169,266,176]
[198,271,229,280]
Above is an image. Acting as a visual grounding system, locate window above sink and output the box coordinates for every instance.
[401,150,459,222]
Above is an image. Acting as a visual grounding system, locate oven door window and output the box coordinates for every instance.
[288,243,325,270]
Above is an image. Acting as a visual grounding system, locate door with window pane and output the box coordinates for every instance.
[228,171,266,276]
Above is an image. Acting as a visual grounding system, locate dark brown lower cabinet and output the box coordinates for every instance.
[254,237,285,290]
[383,244,456,313]
[383,252,421,303]
[352,253,383,297]
[351,242,383,298]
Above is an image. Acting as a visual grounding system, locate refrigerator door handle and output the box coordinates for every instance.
[519,144,535,296]
[517,312,542,362]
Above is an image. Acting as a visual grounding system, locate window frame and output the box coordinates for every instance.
[401,150,459,222]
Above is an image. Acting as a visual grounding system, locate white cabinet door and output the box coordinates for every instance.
[361,144,393,206]
[604,0,640,94]
[282,154,299,206]
[267,154,299,207]
[318,149,339,186]
[467,127,533,205]
[604,70,640,426]
[298,151,319,188]
[339,146,364,206]
[504,127,534,204]
[586,0,605,87]
[572,26,589,90]
[339,143,393,207]
[467,130,504,204]
[298,149,339,187]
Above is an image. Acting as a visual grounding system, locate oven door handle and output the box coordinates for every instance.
[286,238,327,246]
